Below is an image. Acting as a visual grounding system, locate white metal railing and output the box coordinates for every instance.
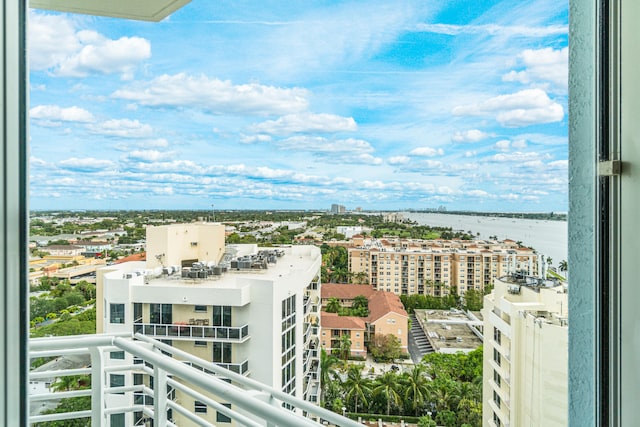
[134,322,250,342]
[29,333,361,427]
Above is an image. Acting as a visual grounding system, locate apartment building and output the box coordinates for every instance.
[97,223,321,426]
[481,274,568,427]
[348,237,539,296]
[320,284,408,357]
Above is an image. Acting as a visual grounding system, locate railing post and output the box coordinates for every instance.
[154,365,168,425]
[89,347,106,427]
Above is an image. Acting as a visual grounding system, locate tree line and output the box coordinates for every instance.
[321,347,483,427]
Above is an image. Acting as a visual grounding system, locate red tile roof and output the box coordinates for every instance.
[114,252,146,264]
[321,312,366,330]
[367,291,408,323]
[320,284,408,324]
[321,283,375,299]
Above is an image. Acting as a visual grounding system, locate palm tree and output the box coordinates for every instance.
[403,364,431,416]
[352,272,368,285]
[343,364,371,413]
[352,295,368,310]
[325,297,341,313]
[430,379,459,412]
[339,334,352,360]
[373,370,402,415]
[320,349,339,405]
[559,260,568,278]
[51,375,78,392]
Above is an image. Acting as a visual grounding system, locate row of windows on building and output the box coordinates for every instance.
[109,303,233,326]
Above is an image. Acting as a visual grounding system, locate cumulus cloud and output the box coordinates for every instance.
[125,150,176,163]
[388,156,411,165]
[503,47,568,91]
[489,151,549,163]
[30,105,95,123]
[409,147,444,157]
[240,134,272,144]
[29,12,150,78]
[467,189,492,198]
[412,23,567,38]
[494,140,511,151]
[249,112,357,135]
[452,88,564,127]
[59,157,115,172]
[512,139,528,149]
[112,73,309,115]
[152,186,174,195]
[87,119,153,138]
[452,129,491,143]
[277,137,381,163]
[548,159,568,169]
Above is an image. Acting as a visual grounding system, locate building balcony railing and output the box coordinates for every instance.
[134,322,250,342]
[29,333,361,427]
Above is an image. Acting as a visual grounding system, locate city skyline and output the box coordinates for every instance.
[28,0,568,212]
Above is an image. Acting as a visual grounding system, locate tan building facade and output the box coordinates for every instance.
[481,275,568,427]
[349,238,539,296]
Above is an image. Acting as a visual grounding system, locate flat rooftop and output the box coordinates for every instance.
[109,245,320,289]
[414,309,483,353]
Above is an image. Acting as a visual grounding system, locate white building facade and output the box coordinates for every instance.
[482,275,568,427]
[97,223,321,426]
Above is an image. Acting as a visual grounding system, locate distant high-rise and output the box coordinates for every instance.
[330,204,346,214]
[97,223,321,426]
[481,275,568,427]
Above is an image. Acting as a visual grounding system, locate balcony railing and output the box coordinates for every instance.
[29,333,361,427]
[134,322,250,342]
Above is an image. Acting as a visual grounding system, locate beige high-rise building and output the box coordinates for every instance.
[348,237,539,296]
[481,275,568,427]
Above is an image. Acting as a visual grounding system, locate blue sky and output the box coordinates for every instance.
[28,0,568,212]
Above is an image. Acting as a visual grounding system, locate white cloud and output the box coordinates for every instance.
[464,151,477,158]
[412,23,567,38]
[87,119,153,138]
[112,73,309,115]
[467,189,492,198]
[125,150,176,163]
[250,113,357,135]
[240,134,273,144]
[503,47,568,91]
[30,105,95,123]
[490,151,545,163]
[548,159,568,169]
[140,138,170,148]
[512,139,528,149]
[277,136,376,160]
[59,157,115,172]
[453,89,564,127]
[152,186,174,195]
[388,156,411,165]
[409,147,444,157]
[452,129,491,143]
[494,140,511,151]
[29,13,150,78]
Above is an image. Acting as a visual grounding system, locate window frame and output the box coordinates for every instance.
[0,1,624,426]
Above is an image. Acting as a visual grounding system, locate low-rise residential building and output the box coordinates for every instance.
[320,284,408,357]
[349,237,540,296]
[482,274,568,427]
